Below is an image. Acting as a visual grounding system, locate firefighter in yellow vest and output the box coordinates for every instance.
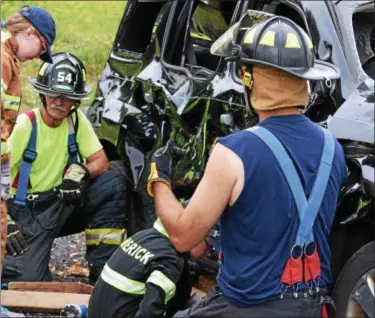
[2,52,127,285]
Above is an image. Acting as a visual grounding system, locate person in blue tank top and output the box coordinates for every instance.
[146,11,347,317]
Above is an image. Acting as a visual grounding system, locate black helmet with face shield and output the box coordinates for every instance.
[210,10,340,81]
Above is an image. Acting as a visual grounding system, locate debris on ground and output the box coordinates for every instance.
[7,232,214,317]
[49,233,89,284]
[11,233,89,317]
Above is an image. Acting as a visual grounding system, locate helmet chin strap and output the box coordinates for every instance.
[241,65,259,125]
[39,93,61,121]
[39,93,47,108]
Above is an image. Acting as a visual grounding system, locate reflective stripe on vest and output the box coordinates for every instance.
[101,265,177,303]
[153,218,169,238]
[1,31,21,111]
[85,228,126,245]
[147,270,176,303]
[1,30,11,43]
[3,93,21,111]
[245,126,334,245]
[1,141,9,157]
[101,264,146,295]
[1,78,8,92]
[14,111,79,206]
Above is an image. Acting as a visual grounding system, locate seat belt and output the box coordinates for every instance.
[245,126,335,286]
[13,111,79,206]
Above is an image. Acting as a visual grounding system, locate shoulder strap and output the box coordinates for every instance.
[67,115,78,164]
[296,129,335,244]
[67,108,83,164]
[245,126,335,246]
[246,126,308,217]
[24,110,36,123]
[14,111,37,206]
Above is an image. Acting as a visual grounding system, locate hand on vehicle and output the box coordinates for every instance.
[59,162,89,205]
[1,161,10,200]
[147,139,177,197]
[6,215,30,256]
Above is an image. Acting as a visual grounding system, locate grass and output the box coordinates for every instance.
[1,1,127,111]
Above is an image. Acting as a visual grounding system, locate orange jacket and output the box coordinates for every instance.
[1,29,22,163]
[1,29,22,261]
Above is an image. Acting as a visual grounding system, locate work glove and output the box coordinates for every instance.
[59,162,89,205]
[1,161,10,200]
[6,215,30,256]
[147,139,177,197]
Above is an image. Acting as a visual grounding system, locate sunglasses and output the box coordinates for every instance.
[47,95,75,102]
[44,93,83,102]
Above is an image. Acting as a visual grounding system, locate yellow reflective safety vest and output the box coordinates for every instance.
[1,29,22,140]
[88,219,192,318]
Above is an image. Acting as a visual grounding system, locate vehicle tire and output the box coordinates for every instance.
[332,241,374,318]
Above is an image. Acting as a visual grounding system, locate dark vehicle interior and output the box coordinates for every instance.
[113,0,170,56]
[256,0,308,31]
[164,0,238,75]
[113,0,312,79]
[161,0,311,81]
[352,2,375,80]
[110,0,352,124]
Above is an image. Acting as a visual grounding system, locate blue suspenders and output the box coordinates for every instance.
[14,111,79,206]
[246,125,335,285]
[14,113,37,206]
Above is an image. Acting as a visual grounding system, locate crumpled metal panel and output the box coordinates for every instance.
[336,151,374,225]
[88,0,375,201]
[328,79,374,144]
[333,0,373,87]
